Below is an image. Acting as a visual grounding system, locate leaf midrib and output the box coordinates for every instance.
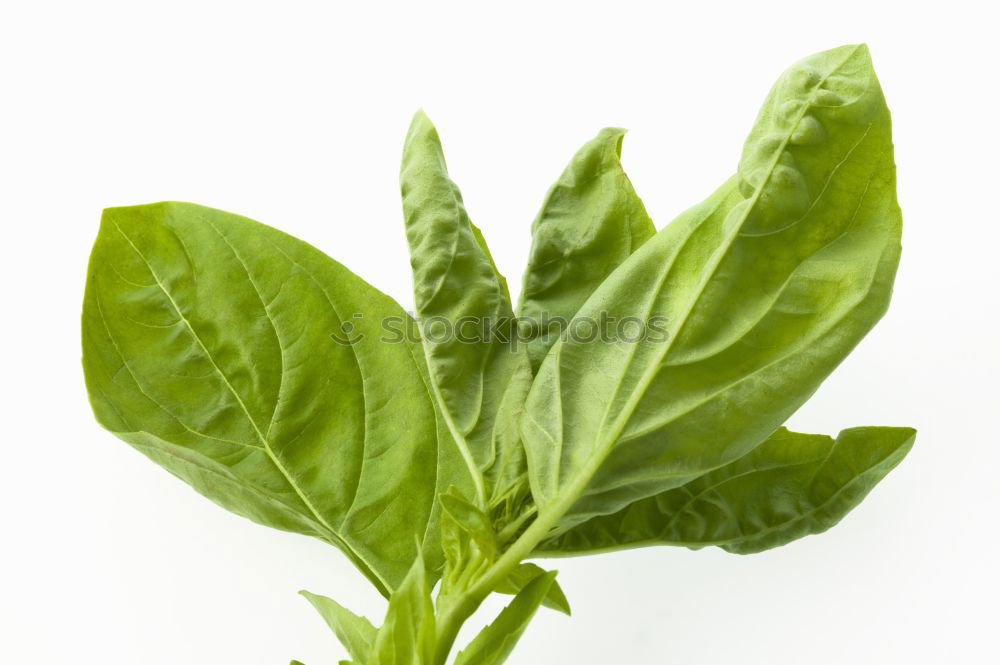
[529,48,872,536]
[615,170,877,448]
[567,47,866,509]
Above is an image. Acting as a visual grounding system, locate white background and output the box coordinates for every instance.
[2,1,997,663]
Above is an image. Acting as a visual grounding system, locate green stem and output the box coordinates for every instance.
[431,503,563,665]
[497,505,537,545]
[432,430,612,664]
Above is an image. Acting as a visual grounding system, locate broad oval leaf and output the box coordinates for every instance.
[537,426,915,555]
[82,202,473,594]
[522,44,903,529]
[401,111,531,509]
[518,127,656,371]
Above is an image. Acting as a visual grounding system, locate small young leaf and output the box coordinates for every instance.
[453,571,559,665]
[440,501,466,580]
[537,426,915,555]
[370,550,436,665]
[439,487,501,595]
[495,563,571,615]
[439,487,498,560]
[518,127,655,371]
[299,590,377,663]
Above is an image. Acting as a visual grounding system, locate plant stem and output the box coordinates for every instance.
[432,443,610,664]
[431,503,562,665]
[497,505,537,545]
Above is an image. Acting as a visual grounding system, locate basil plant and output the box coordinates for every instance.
[82,44,914,664]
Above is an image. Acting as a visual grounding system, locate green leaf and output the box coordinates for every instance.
[439,487,499,594]
[522,44,904,529]
[370,550,436,665]
[470,220,511,303]
[300,590,377,662]
[440,488,498,560]
[484,359,534,509]
[494,129,656,511]
[400,110,531,509]
[495,563,571,615]
[453,571,558,665]
[81,202,474,594]
[518,127,656,372]
[537,426,915,555]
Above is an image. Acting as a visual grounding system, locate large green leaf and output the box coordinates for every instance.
[400,111,531,509]
[453,571,557,665]
[370,551,436,665]
[300,591,377,662]
[522,44,903,530]
[82,202,474,594]
[517,127,656,371]
[537,426,914,555]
